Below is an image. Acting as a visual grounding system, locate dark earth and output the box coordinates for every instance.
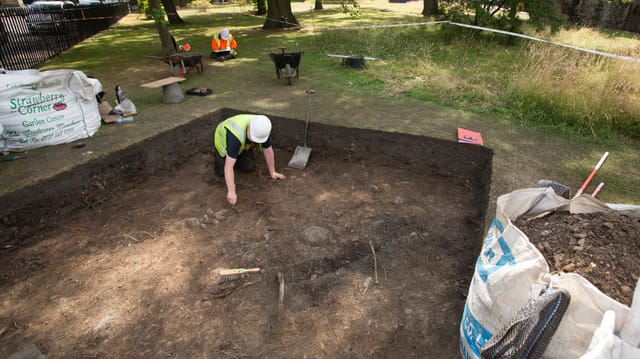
[0,108,493,358]
[516,209,640,307]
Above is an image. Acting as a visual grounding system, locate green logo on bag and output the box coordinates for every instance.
[9,92,66,115]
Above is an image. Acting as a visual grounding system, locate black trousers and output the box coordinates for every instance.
[210,51,237,61]
[214,148,256,177]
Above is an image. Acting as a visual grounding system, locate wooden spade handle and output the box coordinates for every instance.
[218,268,261,276]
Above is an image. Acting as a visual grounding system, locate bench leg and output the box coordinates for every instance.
[162,83,185,104]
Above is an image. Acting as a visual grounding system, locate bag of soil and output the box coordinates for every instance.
[460,188,640,359]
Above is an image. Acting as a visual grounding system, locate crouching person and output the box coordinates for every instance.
[214,114,286,205]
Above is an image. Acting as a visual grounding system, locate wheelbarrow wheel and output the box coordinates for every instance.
[285,63,293,85]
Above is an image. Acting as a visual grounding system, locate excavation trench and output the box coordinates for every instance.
[0,108,492,358]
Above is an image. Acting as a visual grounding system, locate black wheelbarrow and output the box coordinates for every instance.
[269,45,303,85]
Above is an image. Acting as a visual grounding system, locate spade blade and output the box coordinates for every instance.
[288,146,312,169]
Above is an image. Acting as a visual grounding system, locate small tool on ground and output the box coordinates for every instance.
[328,54,380,69]
[215,267,261,283]
[327,54,380,61]
[288,89,314,169]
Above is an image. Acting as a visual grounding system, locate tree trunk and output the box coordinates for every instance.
[161,0,184,24]
[314,0,323,10]
[422,0,438,16]
[263,0,299,29]
[149,0,175,57]
[624,1,640,33]
[158,24,174,56]
[256,0,267,15]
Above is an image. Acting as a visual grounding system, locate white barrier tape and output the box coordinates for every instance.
[325,20,448,31]
[448,21,640,64]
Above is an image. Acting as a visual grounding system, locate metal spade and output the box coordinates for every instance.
[288,89,314,169]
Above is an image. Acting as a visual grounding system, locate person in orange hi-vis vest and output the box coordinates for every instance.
[210,28,238,61]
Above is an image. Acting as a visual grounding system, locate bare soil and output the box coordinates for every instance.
[0,109,493,358]
[515,209,640,307]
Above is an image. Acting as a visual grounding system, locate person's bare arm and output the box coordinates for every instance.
[224,156,238,205]
[263,147,285,180]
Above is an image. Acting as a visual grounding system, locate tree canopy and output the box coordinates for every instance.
[429,0,565,33]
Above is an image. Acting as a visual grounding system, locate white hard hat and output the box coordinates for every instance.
[248,115,272,143]
[220,28,230,41]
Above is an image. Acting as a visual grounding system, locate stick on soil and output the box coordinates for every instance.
[277,272,285,308]
[369,240,379,285]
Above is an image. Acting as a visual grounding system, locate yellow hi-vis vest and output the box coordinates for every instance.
[214,114,262,157]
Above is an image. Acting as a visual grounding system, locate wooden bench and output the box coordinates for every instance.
[141,76,186,104]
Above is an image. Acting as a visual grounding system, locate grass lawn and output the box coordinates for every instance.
[29,0,640,209]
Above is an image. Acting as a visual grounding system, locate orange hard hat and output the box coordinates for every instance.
[182,43,191,52]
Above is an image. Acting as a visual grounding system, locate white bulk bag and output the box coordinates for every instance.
[460,187,640,359]
[0,69,102,152]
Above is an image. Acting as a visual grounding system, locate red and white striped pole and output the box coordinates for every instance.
[573,152,609,199]
[592,182,605,198]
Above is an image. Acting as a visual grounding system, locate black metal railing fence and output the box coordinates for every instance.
[0,3,129,70]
